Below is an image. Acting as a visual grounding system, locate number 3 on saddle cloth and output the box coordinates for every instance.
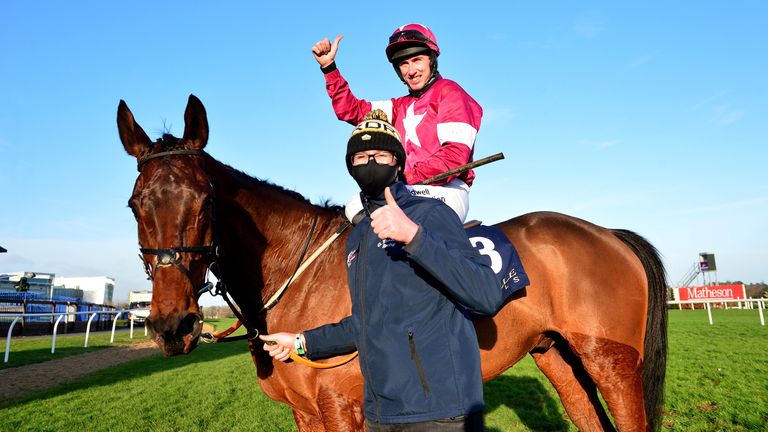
[465,225,530,317]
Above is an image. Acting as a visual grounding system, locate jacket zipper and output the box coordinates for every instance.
[358,215,381,420]
[408,331,430,395]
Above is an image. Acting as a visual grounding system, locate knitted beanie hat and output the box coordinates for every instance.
[346,109,405,174]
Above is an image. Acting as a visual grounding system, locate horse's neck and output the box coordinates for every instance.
[210,162,344,313]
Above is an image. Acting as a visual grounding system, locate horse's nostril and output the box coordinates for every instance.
[178,313,200,336]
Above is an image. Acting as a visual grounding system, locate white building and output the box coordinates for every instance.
[54,276,115,305]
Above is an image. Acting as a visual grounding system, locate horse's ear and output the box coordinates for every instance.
[117,100,152,158]
[182,94,208,150]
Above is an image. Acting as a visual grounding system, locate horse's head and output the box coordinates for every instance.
[118,95,214,356]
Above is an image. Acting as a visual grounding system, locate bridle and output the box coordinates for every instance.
[134,148,319,340]
[135,149,219,300]
[134,147,358,369]
[138,245,218,295]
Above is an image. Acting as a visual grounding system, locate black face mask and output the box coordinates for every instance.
[350,163,399,198]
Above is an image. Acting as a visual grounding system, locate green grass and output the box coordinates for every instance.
[1,326,152,370]
[1,312,766,431]
[662,309,768,431]
[0,338,293,432]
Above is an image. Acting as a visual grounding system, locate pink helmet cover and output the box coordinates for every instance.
[386,23,440,62]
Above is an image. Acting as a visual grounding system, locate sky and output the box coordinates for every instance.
[1,1,766,305]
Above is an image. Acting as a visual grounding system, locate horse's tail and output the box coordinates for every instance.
[612,229,668,431]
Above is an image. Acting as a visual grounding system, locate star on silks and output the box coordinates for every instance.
[403,102,425,148]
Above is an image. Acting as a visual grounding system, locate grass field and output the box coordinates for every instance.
[661,309,767,431]
[1,309,766,431]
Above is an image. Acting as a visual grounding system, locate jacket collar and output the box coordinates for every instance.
[361,181,410,216]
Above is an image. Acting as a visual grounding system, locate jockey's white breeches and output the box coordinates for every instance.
[345,179,470,223]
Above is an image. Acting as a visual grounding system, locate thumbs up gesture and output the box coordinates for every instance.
[311,35,343,68]
[370,187,419,244]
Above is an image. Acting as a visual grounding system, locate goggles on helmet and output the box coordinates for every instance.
[388,29,436,46]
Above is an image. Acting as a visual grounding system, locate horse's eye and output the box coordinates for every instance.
[200,196,214,212]
[128,199,140,220]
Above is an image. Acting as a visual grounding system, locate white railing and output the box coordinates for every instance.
[2,308,150,363]
[667,298,766,326]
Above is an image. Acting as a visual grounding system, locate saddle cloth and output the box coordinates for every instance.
[465,224,530,312]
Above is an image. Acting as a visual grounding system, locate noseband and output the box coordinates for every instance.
[138,245,218,295]
[136,149,218,299]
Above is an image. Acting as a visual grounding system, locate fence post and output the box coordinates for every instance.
[706,302,714,325]
[759,300,765,326]
[111,311,122,343]
[84,312,98,348]
[4,317,21,363]
[51,314,66,354]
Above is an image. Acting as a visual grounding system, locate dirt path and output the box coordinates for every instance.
[0,339,159,404]
[0,324,222,405]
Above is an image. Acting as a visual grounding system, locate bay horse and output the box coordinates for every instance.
[118,95,667,431]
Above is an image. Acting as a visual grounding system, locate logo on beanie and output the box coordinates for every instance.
[351,110,401,142]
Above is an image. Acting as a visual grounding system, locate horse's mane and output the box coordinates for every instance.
[223,163,345,213]
[153,133,343,213]
[158,133,180,147]
[142,133,183,154]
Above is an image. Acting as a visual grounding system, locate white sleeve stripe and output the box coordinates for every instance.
[371,101,394,121]
[437,122,478,149]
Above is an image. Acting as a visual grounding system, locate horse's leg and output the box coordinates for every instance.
[315,386,365,432]
[567,333,647,432]
[262,382,363,432]
[293,409,327,432]
[531,339,615,432]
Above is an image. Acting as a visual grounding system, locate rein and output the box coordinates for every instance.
[203,211,319,342]
[261,220,349,311]
[204,220,360,369]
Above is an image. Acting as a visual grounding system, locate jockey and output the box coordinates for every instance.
[312,23,482,223]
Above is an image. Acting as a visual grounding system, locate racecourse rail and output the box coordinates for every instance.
[668,298,766,326]
[2,309,149,363]
[2,300,766,364]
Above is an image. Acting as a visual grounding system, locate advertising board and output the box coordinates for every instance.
[675,284,745,301]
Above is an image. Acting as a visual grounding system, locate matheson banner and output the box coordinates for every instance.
[675,284,746,301]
